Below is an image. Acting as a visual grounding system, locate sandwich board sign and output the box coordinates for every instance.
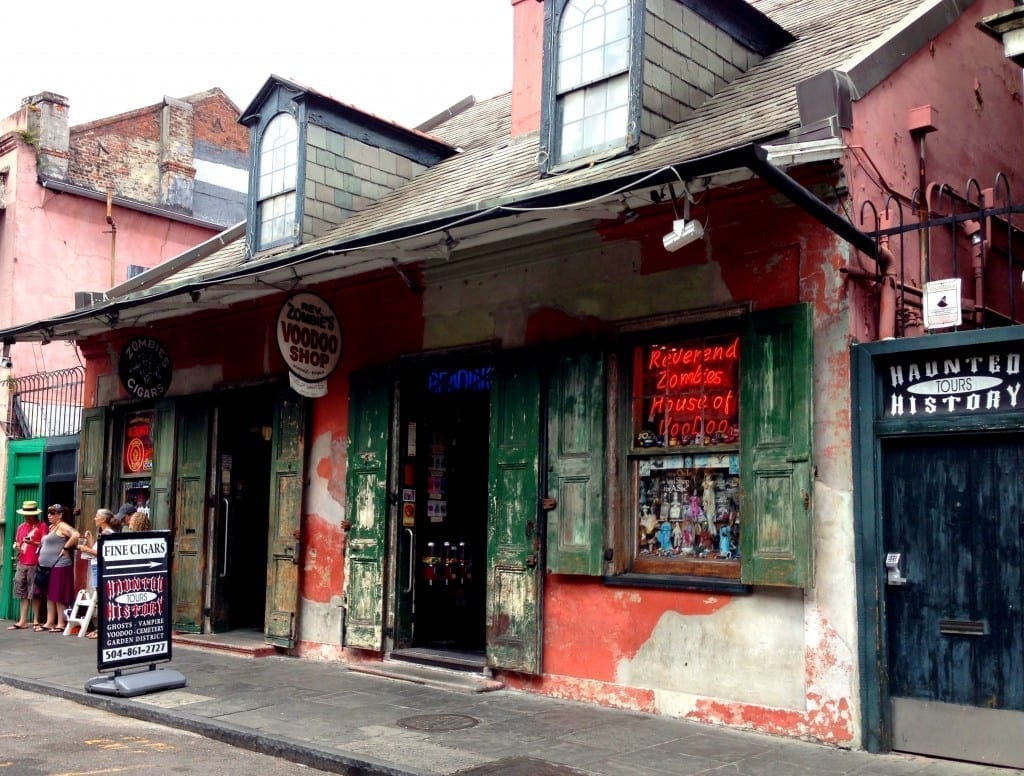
[85,530,186,697]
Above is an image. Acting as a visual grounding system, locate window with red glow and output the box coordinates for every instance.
[630,334,741,578]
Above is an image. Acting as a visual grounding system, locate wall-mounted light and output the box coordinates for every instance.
[439,230,460,260]
[620,195,638,224]
[189,289,202,302]
[662,182,705,253]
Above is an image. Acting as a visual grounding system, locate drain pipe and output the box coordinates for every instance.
[876,217,898,340]
[747,145,900,340]
[962,219,986,325]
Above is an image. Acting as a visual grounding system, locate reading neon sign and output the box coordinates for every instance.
[640,337,739,443]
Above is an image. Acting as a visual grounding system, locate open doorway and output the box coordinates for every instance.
[392,363,491,668]
[210,388,274,633]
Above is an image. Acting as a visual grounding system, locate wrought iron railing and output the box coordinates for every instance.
[4,366,84,439]
[859,172,1024,336]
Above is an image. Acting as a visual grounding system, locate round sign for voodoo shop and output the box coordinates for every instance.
[119,337,172,400]
[276,292,342,383]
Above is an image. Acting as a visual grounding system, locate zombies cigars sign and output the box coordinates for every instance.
[96,531,172,671]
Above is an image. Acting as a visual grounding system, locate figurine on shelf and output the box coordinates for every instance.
[639,505,657,553]
[668,492,682,520]
[657,521,673,552]
[689,490,703,521]
[672,521,683,549]
[702,474,717,529]
[718,523,735,558]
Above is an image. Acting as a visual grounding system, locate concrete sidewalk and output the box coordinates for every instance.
[0,623,1014,775]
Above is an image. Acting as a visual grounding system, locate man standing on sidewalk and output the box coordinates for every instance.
[7,500,46,630]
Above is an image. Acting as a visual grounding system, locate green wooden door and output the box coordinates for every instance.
[486,355,543,673]
[149,400,177,531]
[3,438,46,619]
[76,407,108,524]
[740,304,813,587]
[171,402,210,633]
[344,369,391,650]
[546,351,605,576]
[264,391,307,648]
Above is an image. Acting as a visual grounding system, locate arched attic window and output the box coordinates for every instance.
[258,112,298,249]
[554,0,631,165]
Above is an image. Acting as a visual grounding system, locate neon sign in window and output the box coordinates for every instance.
[427,366,493,395]
[632,336,740,448]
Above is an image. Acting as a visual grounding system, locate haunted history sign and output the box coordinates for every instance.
[881,345,1023,419]
[96,530,173,671]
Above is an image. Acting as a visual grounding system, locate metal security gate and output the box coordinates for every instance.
[882,434,1024,767]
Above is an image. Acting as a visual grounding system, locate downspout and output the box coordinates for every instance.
[105,191,117,288]
[876,220,898,340]
[746,145,897,339]
[962,218,986,325]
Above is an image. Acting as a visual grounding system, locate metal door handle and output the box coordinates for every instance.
[219,498,230,578]
[404,528,414,594]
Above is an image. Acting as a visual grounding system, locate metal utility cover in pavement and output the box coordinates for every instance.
[396,714,480,731]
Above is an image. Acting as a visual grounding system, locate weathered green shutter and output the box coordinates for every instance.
[546,350,605,575]
[740,303,813,587]
[265,391,307,648]
[3,438,47,619]
[343,369,391,650]
[171,402,210,632]
[149,400,176,531]
[76,407,108,521]
[486,355,543,673]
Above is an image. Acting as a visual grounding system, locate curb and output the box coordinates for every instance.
[0,672,417,776]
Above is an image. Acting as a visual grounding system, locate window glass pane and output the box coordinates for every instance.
[606,6,630,44]
[560,23,583,59]
[259,113,297,199]
[560,118,584,159]
[605,105,628,143]
[580,48,604,84]
[582,114,605,149]
[561,90,585,124]
[259,191,295,246]
[606,72,630,107]
[583,84,608,116]
[558,57,582,93]
[581,15,605,56]
[605,37,630,74]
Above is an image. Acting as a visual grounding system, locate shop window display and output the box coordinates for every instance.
[630,334,741,578]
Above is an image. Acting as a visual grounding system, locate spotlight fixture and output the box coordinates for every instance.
[662,218,704,252]
[662,182,705,253]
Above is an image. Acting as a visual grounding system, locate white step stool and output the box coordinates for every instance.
[63,588,97,637]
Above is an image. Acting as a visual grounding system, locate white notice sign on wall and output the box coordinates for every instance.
[923,278,962,330]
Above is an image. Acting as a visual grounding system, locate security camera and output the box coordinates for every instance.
[662,219,704,252]
[0,357,11,369]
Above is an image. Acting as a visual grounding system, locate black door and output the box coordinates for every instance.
[883,434,1024,767]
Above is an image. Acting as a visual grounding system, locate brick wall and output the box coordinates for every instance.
[66,89,248,225]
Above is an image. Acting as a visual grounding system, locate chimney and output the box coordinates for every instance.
[24,92,70,181]
[159,97,197,212]
[511,0,544,137]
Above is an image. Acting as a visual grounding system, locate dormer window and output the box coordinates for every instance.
[257,113,298,249]
[555,0,632,164]
[540,0,641,173]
